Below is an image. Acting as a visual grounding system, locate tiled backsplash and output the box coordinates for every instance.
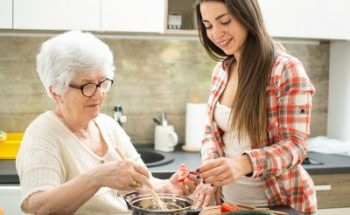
[0,34,329,144]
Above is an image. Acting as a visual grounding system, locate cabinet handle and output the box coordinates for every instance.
[315,185,331,191]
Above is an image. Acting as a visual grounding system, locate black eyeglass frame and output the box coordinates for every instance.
[69,78,114,97]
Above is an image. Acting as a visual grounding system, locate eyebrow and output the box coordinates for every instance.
[202,13,229,23]
[80,78,106,83]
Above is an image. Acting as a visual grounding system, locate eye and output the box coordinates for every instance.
[202,22,212,30]
[220,19,231,25]
[204,25,212,30]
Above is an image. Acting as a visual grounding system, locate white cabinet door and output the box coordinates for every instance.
[13,0,100,31]
[0,185,22,215]
[101,0,167,33]
[0,0,12,29]
[259,0,350,40]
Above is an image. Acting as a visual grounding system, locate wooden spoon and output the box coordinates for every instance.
[115,147,168,210]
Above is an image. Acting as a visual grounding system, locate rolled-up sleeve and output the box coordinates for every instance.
[245,57,315,178]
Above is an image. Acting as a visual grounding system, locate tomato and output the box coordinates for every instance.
[177,163,190,182]
[221,202,240,213]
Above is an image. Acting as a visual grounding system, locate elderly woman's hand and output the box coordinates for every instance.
[192,183,220,208]
[90,159,151,191]
[164,171,200,196]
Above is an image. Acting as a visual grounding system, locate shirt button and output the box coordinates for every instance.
[100,160,105,164]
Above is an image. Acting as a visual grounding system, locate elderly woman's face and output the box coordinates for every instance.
[60,72,110,120]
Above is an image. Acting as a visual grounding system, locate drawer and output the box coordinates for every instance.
[312,173,350,208]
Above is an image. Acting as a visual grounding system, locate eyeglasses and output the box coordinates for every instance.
[69,78,113,97]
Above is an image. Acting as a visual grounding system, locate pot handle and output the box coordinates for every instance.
[123,191,140,209]
[186,208,202,215]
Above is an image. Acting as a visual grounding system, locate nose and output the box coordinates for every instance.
[91,86,105,98]
[210,24,225,41]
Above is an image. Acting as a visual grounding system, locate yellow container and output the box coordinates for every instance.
[0,133,24,159]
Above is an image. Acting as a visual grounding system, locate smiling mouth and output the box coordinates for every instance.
[217,38,232,49]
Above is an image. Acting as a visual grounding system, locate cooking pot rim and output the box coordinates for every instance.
[125,192,194,213]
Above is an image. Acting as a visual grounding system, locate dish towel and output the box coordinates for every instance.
[308,136,350,157]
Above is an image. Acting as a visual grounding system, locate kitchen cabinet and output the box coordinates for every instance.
[165,0,197,35]
[259,0,350,40]
[312,173,350,208]
[13,0,100,31]
[0,0,12,29]
[101,0,167,33]
[8,0,350,39]
[165,0,350,40]
[0,185,22,214]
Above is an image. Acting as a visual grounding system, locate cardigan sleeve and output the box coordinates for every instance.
[16,127,65,213]
[245,56,315,178]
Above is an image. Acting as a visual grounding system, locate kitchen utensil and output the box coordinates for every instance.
[154,125,178,152]
[199,205,272,215]
[161,112,168,126]
[153,117,162,125]
[114,147,167,210]
[199,204,289,215]
[236,204,288,215]
[222,211,273,215]
[124,192,201,215]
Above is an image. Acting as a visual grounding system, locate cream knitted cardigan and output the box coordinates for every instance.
[16,111,143,214]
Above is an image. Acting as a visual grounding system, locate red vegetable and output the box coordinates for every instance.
[177,163,190,182]
[221,202,240,213]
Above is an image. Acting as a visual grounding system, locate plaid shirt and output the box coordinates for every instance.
[201,53,317,214]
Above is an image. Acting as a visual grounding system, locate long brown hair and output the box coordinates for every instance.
[195,0,277,148]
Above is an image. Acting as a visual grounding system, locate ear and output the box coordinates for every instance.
[49,85,61,102]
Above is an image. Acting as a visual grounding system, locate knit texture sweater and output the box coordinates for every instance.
[16,111,143,214]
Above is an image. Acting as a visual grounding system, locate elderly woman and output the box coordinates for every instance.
[16,30,198,215]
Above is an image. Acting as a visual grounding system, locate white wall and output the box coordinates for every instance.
[328,41,350,141]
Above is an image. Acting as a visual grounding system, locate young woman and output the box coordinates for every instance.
[192,0,317,214]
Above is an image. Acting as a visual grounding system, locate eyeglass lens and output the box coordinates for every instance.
[82,79,112,96]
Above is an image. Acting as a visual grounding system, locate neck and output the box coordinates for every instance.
[234,51,241,64]
[230,60,239,76]
[54,108,90,134]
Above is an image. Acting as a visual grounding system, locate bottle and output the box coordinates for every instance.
[113,105,127,126]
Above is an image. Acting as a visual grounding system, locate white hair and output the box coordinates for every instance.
[36,30,115,98]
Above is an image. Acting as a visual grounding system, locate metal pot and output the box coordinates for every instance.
[124,192,201,215]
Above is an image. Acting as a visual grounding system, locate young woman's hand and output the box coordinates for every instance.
[198,155,252,187]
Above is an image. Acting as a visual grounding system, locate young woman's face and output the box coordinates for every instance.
[200,1,248,58]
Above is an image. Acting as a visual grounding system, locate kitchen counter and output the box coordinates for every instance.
[149,149,350,178]
[2,146,350,184]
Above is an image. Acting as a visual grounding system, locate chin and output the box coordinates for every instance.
[87,107,101,119]
[222,48,236,56]
[91,111,100,118]
[92,108,101,118]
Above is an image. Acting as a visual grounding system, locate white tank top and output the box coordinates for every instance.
[214,102,268,206]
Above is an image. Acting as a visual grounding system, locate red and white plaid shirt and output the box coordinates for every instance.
[201,53,317,214]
